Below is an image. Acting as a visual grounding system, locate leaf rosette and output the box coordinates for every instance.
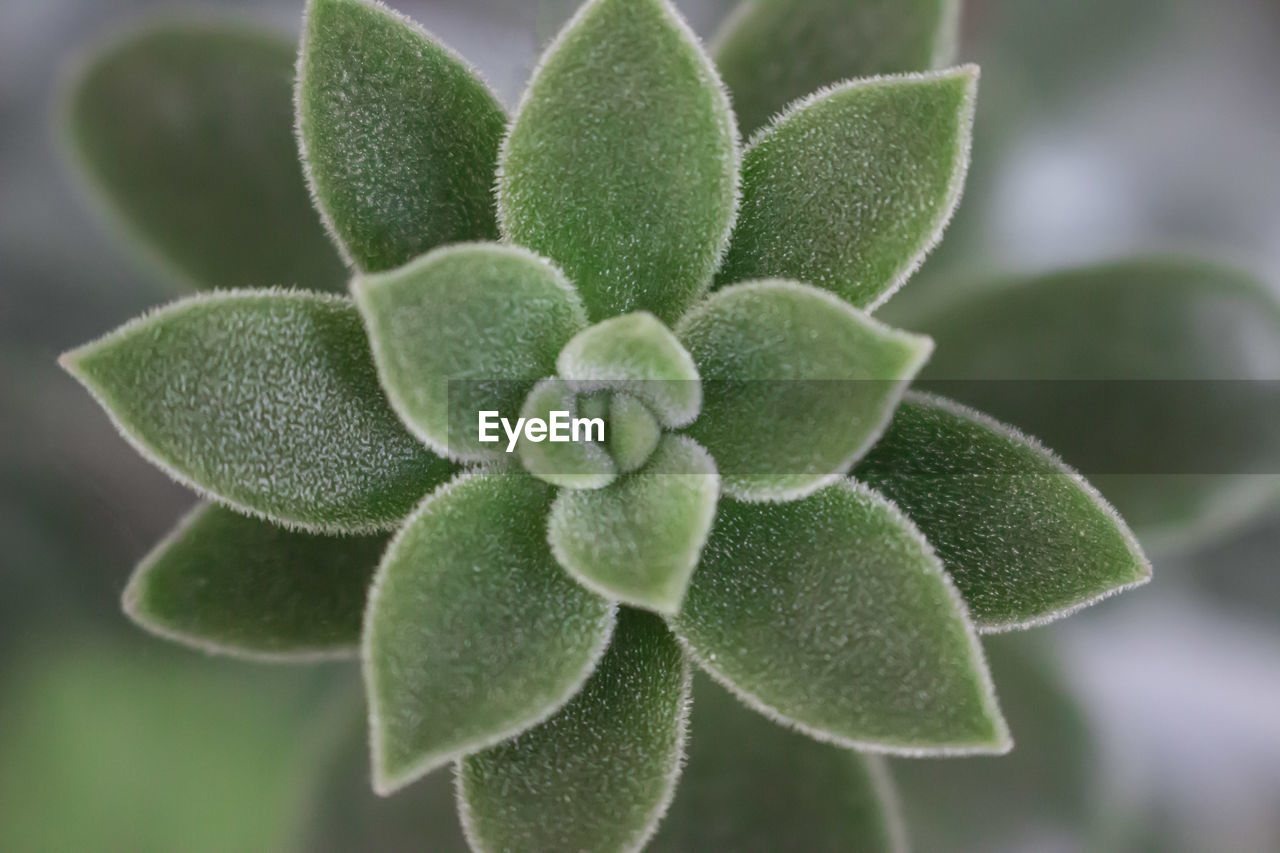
[60,0,1171,848]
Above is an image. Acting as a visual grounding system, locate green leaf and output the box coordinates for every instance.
[548,436,720,615]
[716,67,978,310]
[297,0,507,272]
[556,312,702,428]
[458,609,690,853]
[125,503,388,661]
[60,290,452,534]
[66,22,346,291]
[518,379,618,490]
[714,0,961,135]
[499,0,740,324]
[608,393,663,473]
[855,394,1151,632]
[670,480,1010,754]
[364,472,616,794]
[677,280,932,501]
[353,243,588,461]
[907,258,1280,549]
[649,675,905,852]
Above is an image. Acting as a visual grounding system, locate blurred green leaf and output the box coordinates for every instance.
[714,0,960,134]
[459,610,689,853]
[906,258,1280,549]
[297,0,507,272]
[717,67,977,310]
[364,472,615,794]
[678,281,931,501]
[499,0,739,323]
[650,675,904,852]
[855,393,1150,631]
[67,22,346,291]
[125,503,388,660]
[671,480,1010,754]
[61,290,453,534]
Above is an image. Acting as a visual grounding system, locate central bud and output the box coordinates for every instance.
[577,390,662,473]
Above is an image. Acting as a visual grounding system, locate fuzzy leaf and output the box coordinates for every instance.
[297,0,507,272]
[548,435,720,615]
[67,23,346,291]
[364,472,615,794]
[908,258,1280,549]
[354,243,587,461]
[650,675,905,852]
[608,393,663,473]
[855,394,1151,631]
[677,281,932,502]
[124,503,387,660]
[61,290,452,533]
[714,0,961,134]
[499,0,739,324]
[557,312,702,428]
[717,67,978,310]
[670,480,1010,754]
[458,609,689,853]
[518,380,618,490]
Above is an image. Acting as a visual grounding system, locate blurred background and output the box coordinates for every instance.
[2,0,1278,850]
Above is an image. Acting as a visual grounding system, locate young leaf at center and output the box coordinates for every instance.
[499,0,740,324]
[670,480,1010,755]
[364,472,615,795]
[458,609,690,853]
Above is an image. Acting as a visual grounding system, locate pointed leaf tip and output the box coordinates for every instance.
[714,0,963,134]
[717,66,978,309]
[671,480,1011,755]
[65,290,453,533]
[364,472,615,795]
[67,22,346,290]
[499,0,740,324]
[124,503,388,661]
[298,0,507,272]
[856,394,1151,632]
[459,609,690,853]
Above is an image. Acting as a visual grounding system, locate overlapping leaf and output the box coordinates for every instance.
[717,67,978,310]
[364,472,615,794]
[855,394,1151,631]
[354,243,587,461]
[298,0,507,271]
[60,290,452,533]
[671,480,1009,754]
[458,610,689,853]
[67,23,346,291]
[125,503,387,660]
[499,0,739,323]
[678,281,931,501]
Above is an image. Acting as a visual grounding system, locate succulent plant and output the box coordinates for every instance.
[62,0,1154,848]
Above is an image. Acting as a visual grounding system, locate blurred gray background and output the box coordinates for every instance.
[2,0,1278,850]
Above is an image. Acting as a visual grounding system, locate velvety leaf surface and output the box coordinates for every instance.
[61,290,452,533]
[125,503,388,660]
[548,435,720,615]
[297,0,507,271]
[907,258,1280,549]
[716,67,977,310]
[556,312,702,428]
[364,472,615,794]
[671,480,1009,754]
[499,0,739,324]
[354,243,587,461]
[650,675,904,852]
[608,392,663,473]
[677,281,932,501]
[855,394,1151,632]
[68,23,346,291]
[518,379,618,489]
[458,609,689,853]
